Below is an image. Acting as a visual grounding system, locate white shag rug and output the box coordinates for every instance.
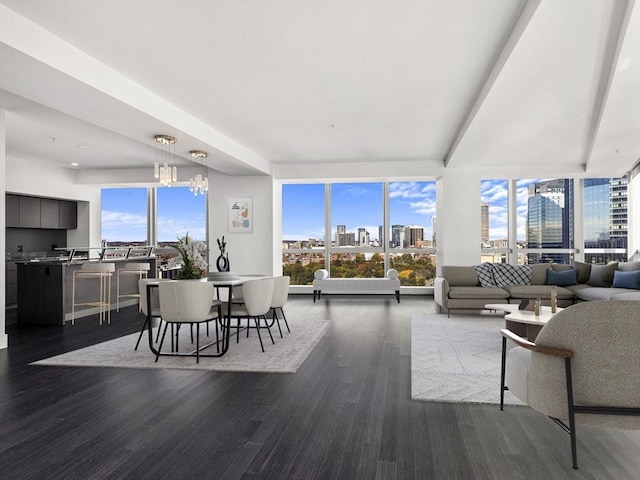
[32,317,329,374]
[411,313,524,405]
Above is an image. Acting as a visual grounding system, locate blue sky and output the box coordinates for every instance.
[102,187,206,242]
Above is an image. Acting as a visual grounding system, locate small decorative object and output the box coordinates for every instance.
[551,285,557,313]
[518,300,530,311]
[216,236,230,272]
[534,298,541,316]
[170,232,208,279]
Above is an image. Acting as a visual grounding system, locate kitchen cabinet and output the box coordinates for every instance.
[19,196,41,228]
[6,194,19,227]
[59,200,77,229]
[40,198,60,229]
[5,194,78,229]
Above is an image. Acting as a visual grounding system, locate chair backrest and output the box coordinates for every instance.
[124,262,150,272]
[158,280,215,323]
[530,300,640,428]
[271,276,290,308]
[82,262,115,272]
[241,277,274,316]
[139,278,172,316]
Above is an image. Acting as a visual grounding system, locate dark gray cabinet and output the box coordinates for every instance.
[19,196,41,228]
[5,194,77,229]
[40,198,60,229]
[6,194,19,227]
[59,200,77,229]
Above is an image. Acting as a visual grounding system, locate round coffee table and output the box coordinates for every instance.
[485,303,563,341]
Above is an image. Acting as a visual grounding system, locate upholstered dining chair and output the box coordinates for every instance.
[134,278,171,350]
[500,300,640,470]
[226,277,275,352]
[156,281,222,363]
[270,276,291,337]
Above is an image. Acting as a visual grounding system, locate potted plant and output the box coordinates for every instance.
[170,233,208,280]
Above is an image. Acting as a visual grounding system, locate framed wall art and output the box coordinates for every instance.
[228,196,253,233]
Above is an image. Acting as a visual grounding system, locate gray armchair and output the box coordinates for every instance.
[500,300,640,469]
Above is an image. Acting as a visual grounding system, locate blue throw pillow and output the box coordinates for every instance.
[546,268,578,287]
[612,270,640,290]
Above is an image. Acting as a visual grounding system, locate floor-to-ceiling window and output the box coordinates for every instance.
[281,184,326,285]
[282,181,437,286]
[389,181,437,286]
[480,180,509,263]
[101,188,148,245]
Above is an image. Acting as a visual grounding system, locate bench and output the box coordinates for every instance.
[312,269,401,302]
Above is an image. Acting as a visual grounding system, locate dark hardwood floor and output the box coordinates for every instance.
[1,295,638,480]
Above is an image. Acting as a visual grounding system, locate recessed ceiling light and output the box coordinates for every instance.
[70,162,79,167]
[77,144,89,149]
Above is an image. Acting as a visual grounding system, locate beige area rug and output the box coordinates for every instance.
[32,318,330,374]
[411,313,524,405]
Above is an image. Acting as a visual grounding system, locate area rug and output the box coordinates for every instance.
[31,318,330,374]
[411,313,524,405]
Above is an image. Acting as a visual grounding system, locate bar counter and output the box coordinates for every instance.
[17,258,156,325]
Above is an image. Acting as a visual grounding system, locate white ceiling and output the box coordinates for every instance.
[0,0,638,179]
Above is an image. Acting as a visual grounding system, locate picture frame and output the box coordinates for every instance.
[228,196,253,233]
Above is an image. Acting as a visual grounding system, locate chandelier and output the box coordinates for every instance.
[189,150,209,196]
[154,134,177,186]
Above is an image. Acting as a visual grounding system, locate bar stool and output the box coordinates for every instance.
[117,262,151,311]
[71,262,116,325]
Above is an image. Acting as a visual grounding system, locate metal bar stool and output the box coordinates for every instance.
[117,262,150,311]
[71,262,116,325]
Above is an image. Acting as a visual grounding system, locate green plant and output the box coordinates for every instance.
[170,232,208,279]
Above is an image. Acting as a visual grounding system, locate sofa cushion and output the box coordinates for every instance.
[492,264,532,287]
[616,261,640,272]
[448,286,509,299]
[530,264,551,285]
[441,266,479,287]
[550,263,573,271]
[573,261,592,284]
[612,270,640,290]
[504,284,574,300]
[575,287,627,301]
[474,263,497,287]
[587,263,618,287]
[545,268,578,286]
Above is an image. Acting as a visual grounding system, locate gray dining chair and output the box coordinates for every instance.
[156,281,221,363]
[226,277,275,352]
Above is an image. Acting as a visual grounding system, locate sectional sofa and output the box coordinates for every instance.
[434,261,640,315]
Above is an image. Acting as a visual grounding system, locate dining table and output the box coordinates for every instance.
[141,275,258,359]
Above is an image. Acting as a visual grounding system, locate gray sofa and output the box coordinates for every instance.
[434,261,640,315]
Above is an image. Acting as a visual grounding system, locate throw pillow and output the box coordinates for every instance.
[616,261,640,272]
[474,263,497,287]
[550,263,573,271]
[492,264,532,287]
[612,270,640,290]
[572,261,592,284]
[587,263,618,287]
[546,268,578,287]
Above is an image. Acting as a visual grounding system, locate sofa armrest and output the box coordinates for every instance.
[434,277,450,310]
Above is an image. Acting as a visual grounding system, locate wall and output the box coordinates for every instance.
[436,170,481,270]
[208,171,274,276]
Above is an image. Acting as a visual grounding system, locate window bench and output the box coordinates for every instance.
[312,269,401,303]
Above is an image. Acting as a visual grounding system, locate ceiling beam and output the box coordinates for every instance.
[443,0,541,168]
[581,0,636,172]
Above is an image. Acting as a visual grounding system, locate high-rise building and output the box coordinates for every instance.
[337,232,356,246]
[481,203,489,245]
[404,225,424,248]
[526,179,574,264]
[357,228,369,246]
[378,225,384,247]
[584,176,628,262]
[431,216,437,247]
[391,225,405,248]
[335,224,346,246]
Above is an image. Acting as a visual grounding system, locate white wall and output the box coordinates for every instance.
[436,170,481,270]
[208,171,274,276]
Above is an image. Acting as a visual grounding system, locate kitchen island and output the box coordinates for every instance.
[17,258,156,325]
